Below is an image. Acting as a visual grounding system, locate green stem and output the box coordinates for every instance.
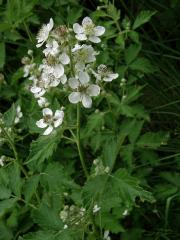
[76,103,89,178]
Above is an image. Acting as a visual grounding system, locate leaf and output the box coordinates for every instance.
[130,57,155,73]
[137,131,169,149]
[0,185,11,200]
[32,204,63,230]
[99,213,125,233]
[3,103,16,127]
[23,175,40,202]
[132,10,156,30]
[128,31,139,43]
[125,44,141,65]
[112,169,155,203]
[0,221,13,240]
[26,132,61,165]
[103,135,119,168]
[0,42,5,69]
[8,163,22,197]
[22,231,56,240]
[0,198,17,217]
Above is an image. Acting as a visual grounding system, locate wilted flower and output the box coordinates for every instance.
[14,105,23,124]
[36,108,64,135]
[36,18,54,48]
[73,17,105,43]
[68,71,100,108]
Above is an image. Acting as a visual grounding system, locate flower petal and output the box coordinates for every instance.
[30,86,41,93]
[82,94,92,108]
[75,33,87,41]
[73,23,84,34]
[103,73,118,82]
[68,92,81,104]
[53,64,64,78]
[60,74,67,84]
[87,84,100,96]
[59,53,70,65]
[68,77,79,89]
[54,110,64,127]
[89,36,101,43]
[43,125,53,135]
[82,17,93,26]
[79,71,89,85]
[36,119,48,128]
[94,26,105,36]
[42,108,53,116]
[47,18,54,31]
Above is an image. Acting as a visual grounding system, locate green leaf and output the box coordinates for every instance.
[125,44,141,65]
[0,42,5,69]
[22,231,56,240]
[128,31,139,43]
[137,131,169,149]
[112,169,155,203]
[3,103,16,127]
[26,132,61,165]
[103,135,119,168]
[23,175,40,202]
[32,204,63,230]
[0,198,17,217]
[8,163,22,197]
[132,10,156,30]
[0,185,11,200]
[99,213,125,233]
[130,57,155,73]
[0,221,13,240]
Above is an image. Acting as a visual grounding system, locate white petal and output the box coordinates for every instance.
[42,108,53,116]
[54,110,64,127]
[60,74,67,84]
[36,41,44,48]
[50,78,60,87]
[68,92,81,104]
[36,119,48,128]
[82,17,93,26]
[104,73,118,82]
[75,33,87,41]
[30,86,41,93]
[75,62,85,71]
[59,53,70,65]
[89,36,101,43]
[82,94,92,108]
[68,77,79,89]
[94,26,105,36]
[78,71,89,85]
[53,64,64,78]
[43,125,53,135]
[73,23,84,34]
[47,18,54,31]
[34,89,46,98]
[87,84,100,97]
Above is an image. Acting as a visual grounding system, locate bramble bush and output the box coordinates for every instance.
[0,0,179,239]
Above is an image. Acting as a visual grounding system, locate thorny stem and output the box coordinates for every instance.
[76,103,89,178]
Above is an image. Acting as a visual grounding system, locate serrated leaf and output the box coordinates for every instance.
[128,31,139,43]
[0,198,17,217]
[0,185,11,200]
[99,213,125,233]
[32,204,63,230]
[8,163,22,197]
[22,231,56,240]
[0,221,13,240]
[26,133,61,165]
[23,175,40,202]
[132,10,156,30]
[3,103,16,127]
[112,169,155,203]
[125,44,141,65]
[137,131,169,149]
[130,57,155,73]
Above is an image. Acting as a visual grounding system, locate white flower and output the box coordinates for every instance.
[73,17,105,43]
[43,40,59,56]
[36,108,64,135]
[30,80,47,98]
[63,224,68,229]
[14,105,23,124]
[0,155,6,167]
[93,204,101,214]
[36,18,54,48]
[104,230,111,240]
[72,44,98,71]
[23,63,36,77]
[93,64,119,82]
[37,97,49,108]
[68,71,100,108]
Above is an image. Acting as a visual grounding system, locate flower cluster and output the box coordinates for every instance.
[23,17,118,135]
[60,205,86,229]
[92,158,110,176]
